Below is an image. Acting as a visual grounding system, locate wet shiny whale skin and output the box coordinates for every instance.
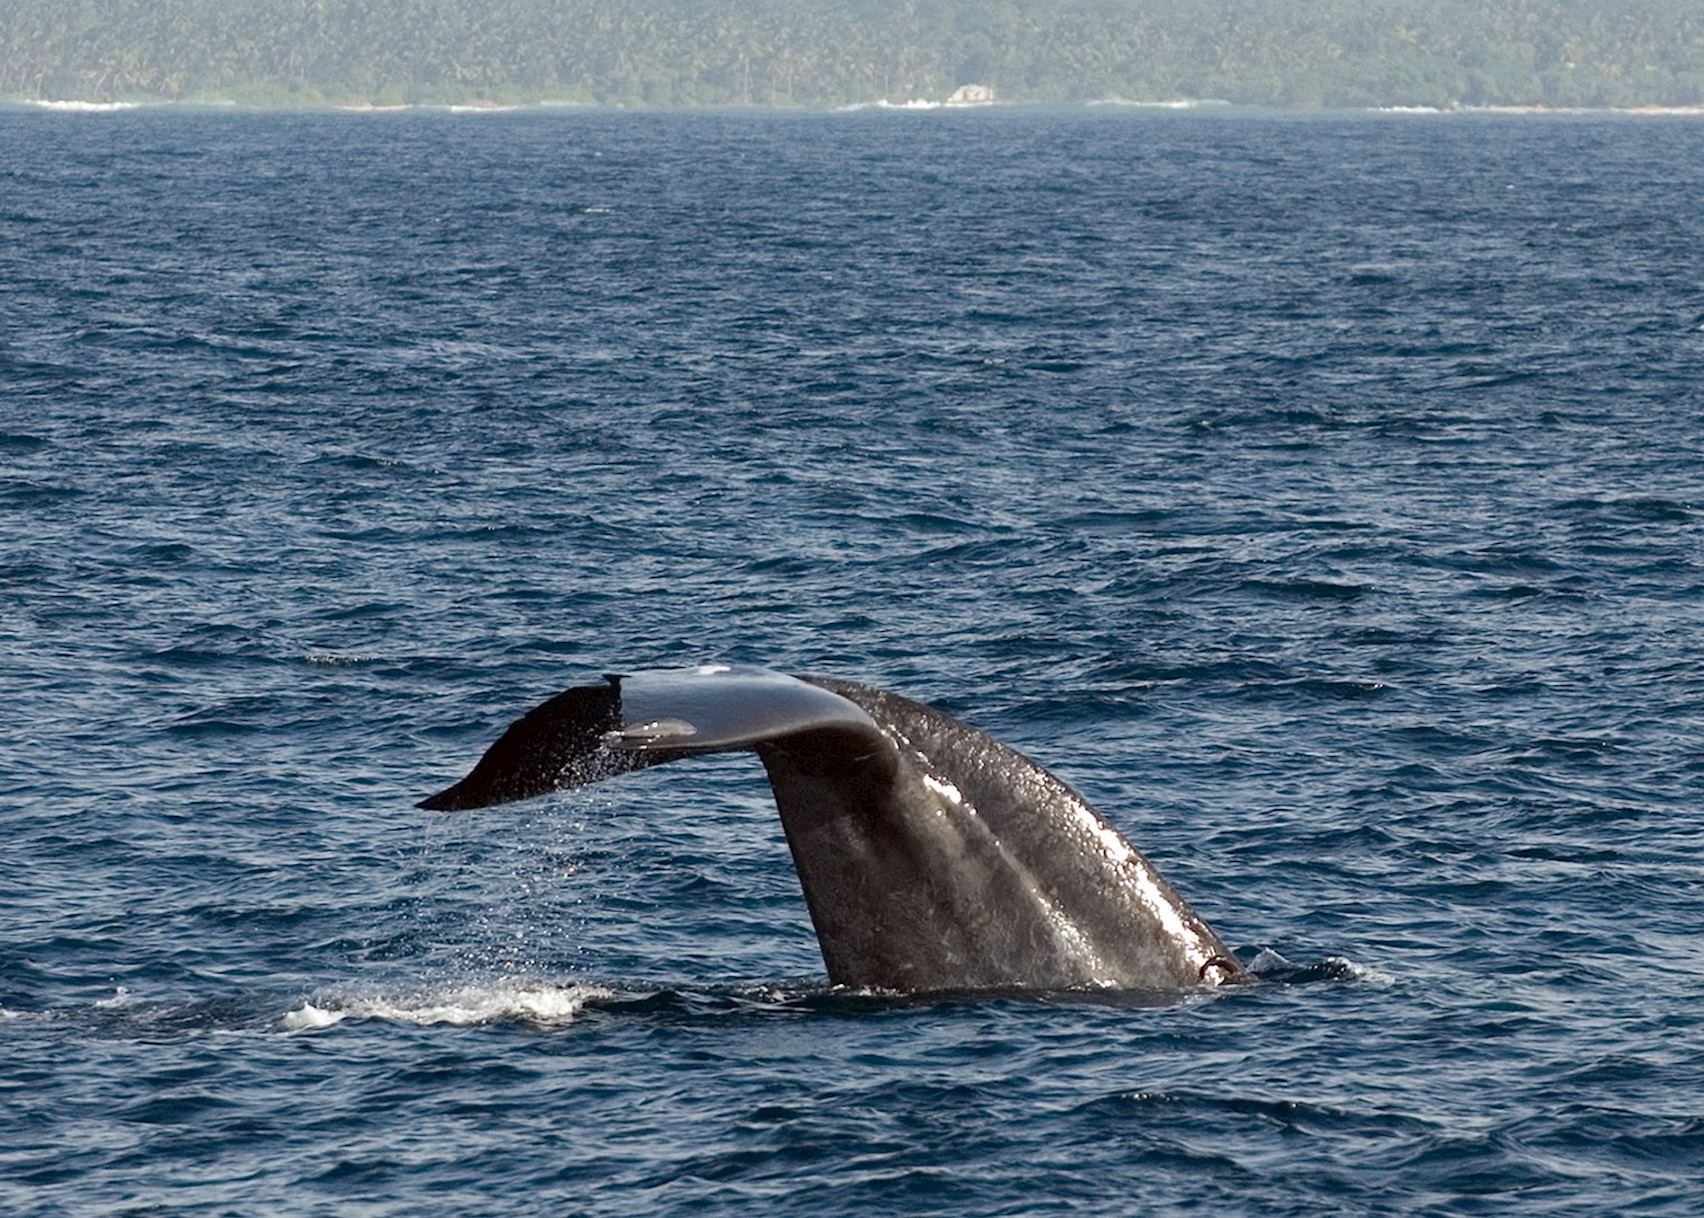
[422,665,1243,992]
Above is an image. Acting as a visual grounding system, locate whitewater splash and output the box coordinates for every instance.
[837,99,961,112]
[27,100,144,113]
[1089,98,1231,110]
[839,85,998,113]
[283,978,613,1031]
[849,99,940,111]
[333,102,523,115]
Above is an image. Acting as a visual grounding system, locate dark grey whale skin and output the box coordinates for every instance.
[420,666,1244,993]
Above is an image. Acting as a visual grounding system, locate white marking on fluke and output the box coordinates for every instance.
[605,718,698,746]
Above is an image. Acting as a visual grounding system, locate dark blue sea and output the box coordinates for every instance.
[3,105,1702,1215]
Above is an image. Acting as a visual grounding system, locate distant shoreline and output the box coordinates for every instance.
[10,0,1703,119]
[10,97,1704,118]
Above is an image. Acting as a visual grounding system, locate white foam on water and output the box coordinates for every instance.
[1328,956,1397,986]
[1089,97,1230,110]
[305,651,374,666]
[282,979,613,1032]
[28,100,143,112]
[837,99,945,112]
[93,986,134,1009]
[282,1003,347,1030]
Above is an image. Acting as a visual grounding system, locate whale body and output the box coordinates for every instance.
[421,665,1244,992]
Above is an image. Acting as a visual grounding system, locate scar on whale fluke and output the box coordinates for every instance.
[421,665,1245,993]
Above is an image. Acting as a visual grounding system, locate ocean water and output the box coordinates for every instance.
[2,106,1702,1215]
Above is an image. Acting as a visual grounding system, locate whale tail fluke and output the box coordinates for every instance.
[418,682,630,810]
[418,664,1244,991]
[418,666,884,811]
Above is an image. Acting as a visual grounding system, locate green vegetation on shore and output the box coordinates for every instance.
[5,0,1703,110]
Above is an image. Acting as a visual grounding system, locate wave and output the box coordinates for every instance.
[333,102,524,114]
[837,98,948,112]
[26,100,144,112]
[282,978,614,1031]
[1089,97,1231,110]
[836,94,998,112]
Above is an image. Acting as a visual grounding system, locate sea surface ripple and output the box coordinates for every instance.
[2,108,1702,1215]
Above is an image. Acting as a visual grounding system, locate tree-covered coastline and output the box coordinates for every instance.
[5,0,1703,110]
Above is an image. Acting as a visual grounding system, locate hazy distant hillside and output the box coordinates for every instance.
[5,0,1703,109]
